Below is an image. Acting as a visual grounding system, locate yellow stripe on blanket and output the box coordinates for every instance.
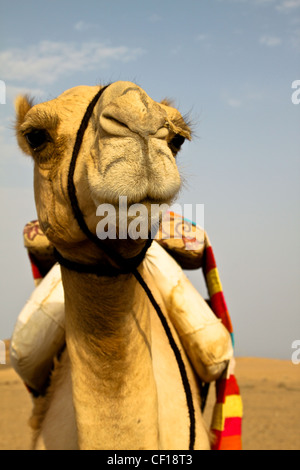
[211,395,243,431]
[206,267,223,297]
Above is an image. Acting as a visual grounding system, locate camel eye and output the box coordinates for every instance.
[169,134,185,155]
[25,129,49,150]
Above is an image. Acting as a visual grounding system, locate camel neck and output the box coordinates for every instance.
[61,268,137,341]
[61,266,160,450]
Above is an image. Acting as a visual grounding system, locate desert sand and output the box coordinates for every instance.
[0,341,299,450]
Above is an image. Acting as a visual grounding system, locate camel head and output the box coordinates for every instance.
[15,81,191,264]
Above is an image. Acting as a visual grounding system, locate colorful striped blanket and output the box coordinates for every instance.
[203,241,243,450]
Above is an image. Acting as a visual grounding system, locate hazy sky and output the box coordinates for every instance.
[0,0,299,359]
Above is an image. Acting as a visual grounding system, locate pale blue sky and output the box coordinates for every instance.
[0,0,299,359]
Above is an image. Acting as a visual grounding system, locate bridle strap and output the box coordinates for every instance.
[63,83,153,274]
[67,84,134,271]
[54,84,196,450]
[53,238,153,277]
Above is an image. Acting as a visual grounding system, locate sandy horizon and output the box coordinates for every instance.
[0,343,299,450]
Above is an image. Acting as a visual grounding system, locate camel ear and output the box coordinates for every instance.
[15,95,34,155]
[15,94,34,125]
[160,98,175,107]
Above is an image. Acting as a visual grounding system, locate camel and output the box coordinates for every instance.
[15,81,231,450]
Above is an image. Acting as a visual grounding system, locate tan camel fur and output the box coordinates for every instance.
[15,81,214,450]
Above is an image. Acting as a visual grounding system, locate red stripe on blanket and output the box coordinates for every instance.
[203,246,216,274]
[210,292,233,333]
[222,417,242,437]
[28,253,42,280]
[216,375,241,403]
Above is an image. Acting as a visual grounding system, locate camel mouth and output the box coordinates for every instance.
[94,194,172,242]
[122,194,175,207]
[89,159,181,204]
[91,184,180,210]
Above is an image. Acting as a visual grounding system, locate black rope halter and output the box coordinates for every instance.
[54,84,196,450]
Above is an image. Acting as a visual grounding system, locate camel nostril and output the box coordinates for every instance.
[100,113,128,134]
[105,116,128,128]
[100,112,132,137]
